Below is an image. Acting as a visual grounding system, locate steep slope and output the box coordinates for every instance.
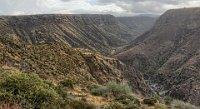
[116,7,200,105]
[0,31,152,96]
[0,37,121,87]
[117,15,158,39]
[0,14,134,55]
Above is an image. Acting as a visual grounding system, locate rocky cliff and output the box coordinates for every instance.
[0,14,136,55]
[116,7,200,105]
[117,15,157,39]
[0,16,151,95]
[0,36,122,87]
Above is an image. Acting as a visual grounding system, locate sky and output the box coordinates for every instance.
[0,0,200,16]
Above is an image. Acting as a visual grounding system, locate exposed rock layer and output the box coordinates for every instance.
[0,14,136,55]
[116,8,200,105]
[117,16,157,38]
[0,14,152,95]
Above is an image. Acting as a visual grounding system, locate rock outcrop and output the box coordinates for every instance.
[0,14,136,55]
[116,7,200,105]
[117,15,158,39]
[0,16,152,95]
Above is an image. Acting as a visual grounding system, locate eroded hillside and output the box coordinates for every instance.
[117,15,158,38]
[0,38,121,86]
[0,14,136,55]
[116,7,200,106]
[0,32,153,96]
[0,11,199,108]
[0,28,158,108]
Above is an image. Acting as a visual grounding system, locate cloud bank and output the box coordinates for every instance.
[0,0,200,16]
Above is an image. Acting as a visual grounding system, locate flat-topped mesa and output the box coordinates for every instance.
[4,14,117,26]
[155,7,200,31]
[126,7,200,48]
[0,14,134,55]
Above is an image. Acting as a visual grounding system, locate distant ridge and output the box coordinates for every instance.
[116,7,200,106]
[0,13,152,96]
[0,14,135,55]
[117,15,158,39]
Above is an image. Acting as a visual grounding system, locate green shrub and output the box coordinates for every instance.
[115,94,140,106]
[87,84,99,90]
[114,94,142,109]
[172,100,199,109]
[68,100,97,109]
[59,79,74,89]
[91,82,132,98]
[91,86,108,96]
[106,82,132,97]
[104,102,125,109]
[164,96,173,105]
[126,102,143,109]
[105,101,142,109]
[90,82,143,109]
[0,72,66,109]
[55,85,68,99]
[143,97,157,106]
[153,95,161,101]
[154,104,168,109]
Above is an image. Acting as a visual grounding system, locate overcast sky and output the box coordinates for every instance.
[0,0,200,16]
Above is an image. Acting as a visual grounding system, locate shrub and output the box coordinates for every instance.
[91,86,108,96]
[0,102,22,109]
[172,100,199,109]
[143,97,157,106]
[114,94,142,109]
[59,79,74,89]
[104,101,142,109]
[155,104,168,109]
[68,100,97,109]
[126,101,143,109]
[90,82,132,98]
[90,82,143,109]
[115,94,140,106]
[104,102,125,109]
[164,96,173,105]
[0,72,66,109]
[153,95,161,101]
[87,84,99,90]
[106,82,132,97]
[55,85,68,99]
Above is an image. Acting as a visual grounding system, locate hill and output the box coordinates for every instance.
[0,26,155,108]
[116,7,200,106]
[117,15,158,38]
[0,14,137,55]
[0,13,199,108]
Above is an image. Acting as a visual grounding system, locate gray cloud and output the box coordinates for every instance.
[0,0,199,16]
[96,0,200,15]
[97,0,195,5]
[0,0,44,15]
[60,0,72,1]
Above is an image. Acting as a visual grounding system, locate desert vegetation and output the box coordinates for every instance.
[171,100,199,109]
[0,71,97,109]
[0,71,66,109]
[90,82,142,109]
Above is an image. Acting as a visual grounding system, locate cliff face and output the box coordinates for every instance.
[0,36,124,87]
[0,15,152,95]
[117,16,158,39]
[0,14,135,55]
[116,8,200,105]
